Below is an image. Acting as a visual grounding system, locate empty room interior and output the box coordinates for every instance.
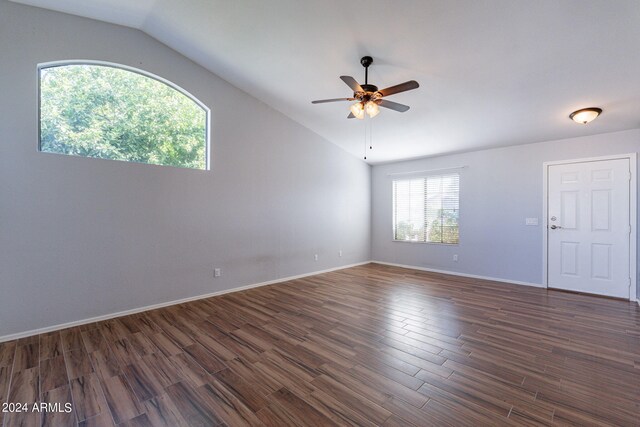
[1,0,640,426]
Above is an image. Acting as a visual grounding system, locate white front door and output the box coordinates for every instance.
[547,158,631,298]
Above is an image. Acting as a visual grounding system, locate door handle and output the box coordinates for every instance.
[550,225,562,229]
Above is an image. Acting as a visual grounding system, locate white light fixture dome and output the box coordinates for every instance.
[569,107,602,124]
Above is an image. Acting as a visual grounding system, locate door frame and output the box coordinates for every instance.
[542,153,637,300]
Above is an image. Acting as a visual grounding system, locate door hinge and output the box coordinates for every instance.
[628,172,632,181]
[629,277,633,289]
[630,224,633,234]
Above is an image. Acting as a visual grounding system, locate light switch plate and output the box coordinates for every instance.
[525,218,539,226]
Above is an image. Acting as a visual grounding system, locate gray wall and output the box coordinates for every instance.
[372,129,639,297]
[0,1,371,338]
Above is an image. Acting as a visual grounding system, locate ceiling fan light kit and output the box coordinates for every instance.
[312,56,419,119]
[365,100,380,118]
[350,101,365,119]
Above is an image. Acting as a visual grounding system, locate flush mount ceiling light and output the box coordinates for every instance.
[569,107,602,124]
[312,56,419,119]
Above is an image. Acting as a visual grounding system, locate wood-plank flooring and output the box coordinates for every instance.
[1,263,639,426]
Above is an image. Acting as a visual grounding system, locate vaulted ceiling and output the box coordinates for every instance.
[11,0,640,163]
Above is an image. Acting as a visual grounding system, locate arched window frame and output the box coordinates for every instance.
[37,60,211,170]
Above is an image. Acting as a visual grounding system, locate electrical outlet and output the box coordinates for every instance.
[453,254,458,262]
[338,250,342,257]
[314,254,319,261]
[214,268,221,277]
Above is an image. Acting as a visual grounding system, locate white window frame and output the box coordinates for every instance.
[37,60,211,170]
[391,172,460,245]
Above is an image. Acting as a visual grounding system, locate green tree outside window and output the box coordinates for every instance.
[40,63,208,170]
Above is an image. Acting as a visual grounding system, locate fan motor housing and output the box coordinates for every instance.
[356,84,381,102]
[360,84,378,93]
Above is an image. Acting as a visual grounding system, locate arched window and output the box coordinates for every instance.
[38,61,209,170]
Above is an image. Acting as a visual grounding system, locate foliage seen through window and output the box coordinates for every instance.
[393,174,459,244]
[39,63,208,169]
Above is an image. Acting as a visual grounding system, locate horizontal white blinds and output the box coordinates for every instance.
[393,173,459,244]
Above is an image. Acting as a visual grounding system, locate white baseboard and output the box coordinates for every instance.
[0,261,370,343]
[4,260,633,343]
[371,260,545,288]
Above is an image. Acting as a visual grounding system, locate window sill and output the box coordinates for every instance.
[392,240,459,246]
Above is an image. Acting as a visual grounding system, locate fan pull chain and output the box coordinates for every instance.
[363,117,374,160]
[363,116,367,159]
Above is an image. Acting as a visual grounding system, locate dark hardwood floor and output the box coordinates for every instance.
[1,263,639,426]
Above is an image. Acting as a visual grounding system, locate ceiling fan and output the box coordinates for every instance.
[312,56,419,119]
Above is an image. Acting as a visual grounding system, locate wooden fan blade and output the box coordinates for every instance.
[311,98,355,104]
[379,99,410,112]
[378,80,419,97]
[340,76,363,92]
[347,112,355,119]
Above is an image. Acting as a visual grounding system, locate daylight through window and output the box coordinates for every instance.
[39,62,209,170]
[393,174,459,244]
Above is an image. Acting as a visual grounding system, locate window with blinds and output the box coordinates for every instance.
[392,173,459,244]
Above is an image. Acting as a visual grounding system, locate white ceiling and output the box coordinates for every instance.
[12,0,640,163]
